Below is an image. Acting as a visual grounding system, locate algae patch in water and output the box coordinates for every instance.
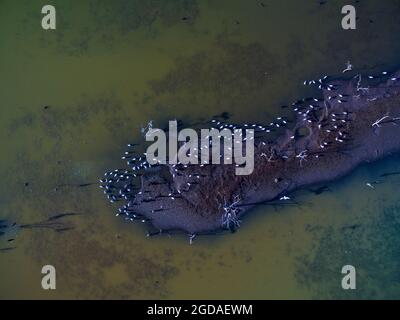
[295,203,400,299]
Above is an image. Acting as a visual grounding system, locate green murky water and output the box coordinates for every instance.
[1,0,400,299]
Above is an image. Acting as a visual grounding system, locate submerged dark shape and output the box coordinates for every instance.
[309,185,331,195]
[213,111,231,120]
[47,212,81,221]
[3,212,79,243]
[102,70,400,236]
[380,171,400,178]
[342,224,362,231]
[0,220,19,252]
[54,182,97,190]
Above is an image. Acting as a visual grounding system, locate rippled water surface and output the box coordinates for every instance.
[1,0,400,299]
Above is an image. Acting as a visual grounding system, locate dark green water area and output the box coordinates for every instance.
[1,0,400,299]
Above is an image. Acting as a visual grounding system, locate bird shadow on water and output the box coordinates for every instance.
[0,213,80,253]
[0,219,18,253]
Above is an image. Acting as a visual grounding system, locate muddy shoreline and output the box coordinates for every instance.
[103,71,400,236]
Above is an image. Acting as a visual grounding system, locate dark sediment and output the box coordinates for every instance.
[103,71,400,235]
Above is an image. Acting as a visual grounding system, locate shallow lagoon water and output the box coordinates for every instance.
[1,0,400,299]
